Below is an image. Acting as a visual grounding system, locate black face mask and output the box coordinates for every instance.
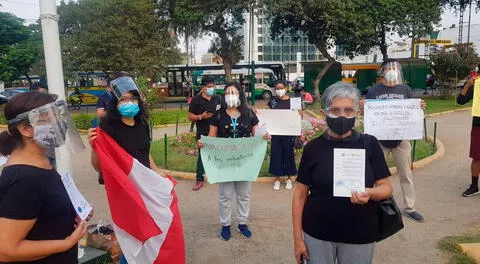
[326,116,356,135]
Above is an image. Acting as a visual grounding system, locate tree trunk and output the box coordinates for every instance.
[24,72,33,88]
[379,24,388,61]
[312,45,336,102]
[223,57,233,82]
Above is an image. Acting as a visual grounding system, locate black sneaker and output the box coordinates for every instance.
[402,210,424,223]
[462,185,480,197]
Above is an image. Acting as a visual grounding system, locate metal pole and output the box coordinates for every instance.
[250,60,256,106]
[164,133,168,169]
[424,118,427,141]
[40,0,73,176]
[175,115,179,136]
[467,0,472,45]
[433,122,437,152]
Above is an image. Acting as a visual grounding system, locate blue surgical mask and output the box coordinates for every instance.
[206,87,215,96]
[119,102,140,118]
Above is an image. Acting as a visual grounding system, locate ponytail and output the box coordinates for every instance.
[0,130,17,156]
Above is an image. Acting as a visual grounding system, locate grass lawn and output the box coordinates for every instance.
[438,234,480,264]
[305,96,472,116]
[151,136,434,175]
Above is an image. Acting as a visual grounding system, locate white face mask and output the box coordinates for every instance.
[276,89,286,97]
[225,94,240,108]
[384,71,398,83]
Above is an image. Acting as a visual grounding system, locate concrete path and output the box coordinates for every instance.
[2,109,476,263]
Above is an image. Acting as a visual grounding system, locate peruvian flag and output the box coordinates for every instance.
[93,129,185,264]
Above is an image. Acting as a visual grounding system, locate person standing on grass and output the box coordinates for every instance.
[268,80,297,191]
[457,74,480,197]
[364,59,426,223]
[188,77,222,191]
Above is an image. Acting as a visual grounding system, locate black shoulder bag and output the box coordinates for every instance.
[362,134,404,242]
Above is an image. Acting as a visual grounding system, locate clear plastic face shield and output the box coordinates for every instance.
[381,61,404,87]
[7,100,85,154]
[224,85,241,108]
[110,76,141,99]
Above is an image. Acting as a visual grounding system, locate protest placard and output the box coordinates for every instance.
[61,172,92,220]
[200,136,267,183]
[256,109,301,136]
[364,99,424,140]
[473,79,480,117]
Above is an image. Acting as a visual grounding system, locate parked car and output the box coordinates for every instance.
[0,89,26,104]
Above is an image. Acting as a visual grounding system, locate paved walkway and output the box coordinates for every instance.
[4,109,475,263]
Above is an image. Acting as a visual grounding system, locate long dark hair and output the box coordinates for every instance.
[0,92,57,155]
[105,90,149,125]
[223,82,249,118]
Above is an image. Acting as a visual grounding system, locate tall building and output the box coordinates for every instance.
[242,11,322,79]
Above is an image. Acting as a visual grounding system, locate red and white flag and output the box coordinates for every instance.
[93,129,185,264]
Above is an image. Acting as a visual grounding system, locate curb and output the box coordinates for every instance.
[424,107,471,118]
[159,136,444,182]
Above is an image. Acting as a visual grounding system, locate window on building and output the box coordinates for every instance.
[257,27,262,34]
[258,46,263,52]
[258,37,263,43]
[258,18,263,25]
[258,55,263,61]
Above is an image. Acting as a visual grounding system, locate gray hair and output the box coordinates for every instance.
[321,81,360,109]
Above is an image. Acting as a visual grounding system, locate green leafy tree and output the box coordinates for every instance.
[430,44,479,99]
[0,13,43,85]
[263,0,375,97]
[58,0,179,83]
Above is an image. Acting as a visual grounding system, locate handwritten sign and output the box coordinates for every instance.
[200,136,267,183]
[61,172,92,220]
[364,99,424,140]
[333,148,366,197]
[256,109,301,136]
[473,79,480,117]
[290,97,302,110]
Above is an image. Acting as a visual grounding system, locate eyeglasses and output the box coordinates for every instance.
[324,107,358,118]
[119,96,140,104]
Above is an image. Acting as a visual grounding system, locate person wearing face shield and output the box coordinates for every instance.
[0,92,91,263]
[364,59,426,223]
[293,82,393,264]
[197,82,270,241]
[188,77,223,191]
[267,80,298,190]
[88,76,167,264]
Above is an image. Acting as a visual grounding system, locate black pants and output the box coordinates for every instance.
[196,151,205,182]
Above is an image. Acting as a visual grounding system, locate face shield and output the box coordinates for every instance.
[7,100,85,153]
[110,76,141,99]
[381,61,404,87]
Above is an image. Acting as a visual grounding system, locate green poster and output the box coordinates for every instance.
[200,136,268,183]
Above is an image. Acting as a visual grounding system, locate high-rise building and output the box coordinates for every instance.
[242,11,322,64]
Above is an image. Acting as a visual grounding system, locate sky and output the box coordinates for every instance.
[1,0,479,61]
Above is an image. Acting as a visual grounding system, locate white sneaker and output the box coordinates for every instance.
[273,181,280,191]
[285,179,293,190]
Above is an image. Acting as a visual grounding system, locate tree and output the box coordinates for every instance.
[0,13,43,85]
[263,0,375,98]
[58,0,179,83]
[363,0,441,60]
[430,44,479,99]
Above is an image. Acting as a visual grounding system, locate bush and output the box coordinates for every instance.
[72,114,95,130]
[169,132,198,156]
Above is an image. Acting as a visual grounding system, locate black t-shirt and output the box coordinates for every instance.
[366,83,413,100]
[296,131,391,244]
[101,118,151,168]
[267,97,291,110]
[211,109,259,138]
[457,83,480,127]
[0,165,78,264]
[188,94,223,139]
